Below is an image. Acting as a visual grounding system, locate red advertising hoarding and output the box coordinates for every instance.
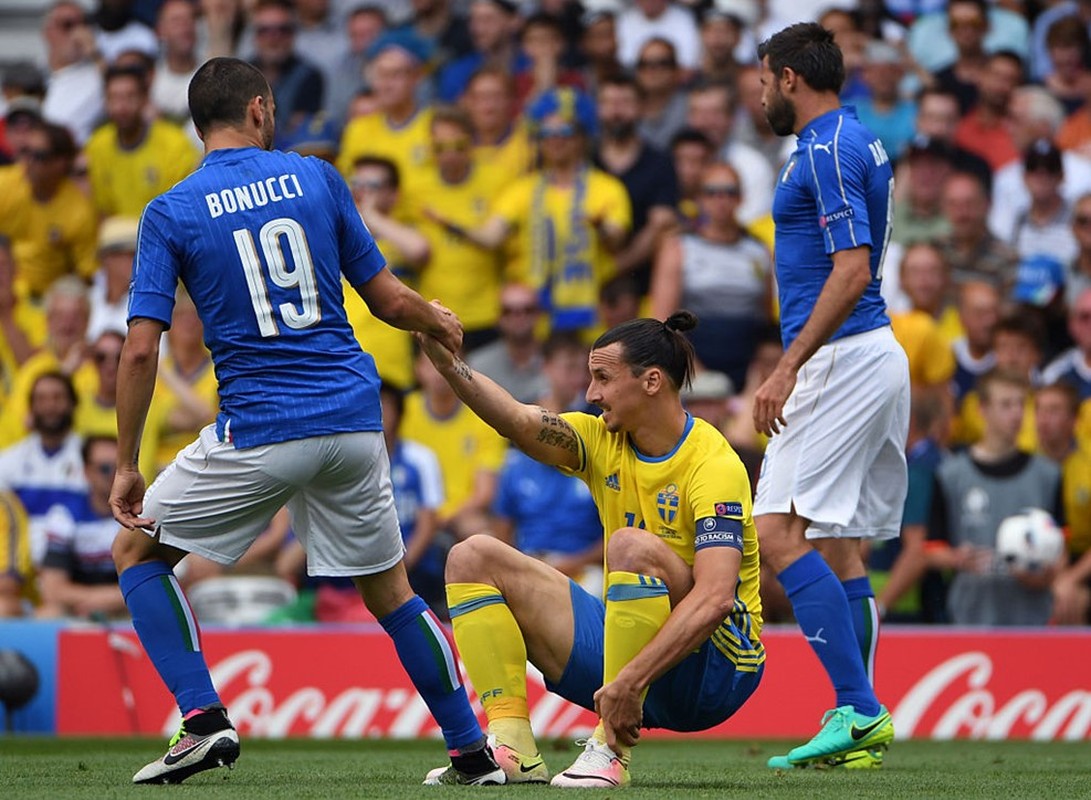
[56,627,1091,740]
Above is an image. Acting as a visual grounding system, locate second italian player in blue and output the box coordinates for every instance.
[752,23,910,769]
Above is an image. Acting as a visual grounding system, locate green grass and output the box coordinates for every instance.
[3,738,1090,799]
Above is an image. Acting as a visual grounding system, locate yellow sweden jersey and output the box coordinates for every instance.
[474,124,535,183]
[401,391,508,520]
[560,411,763,642]
[0,166,98,297]
[410,164,506,331]
[85,119,199,217]
[337,109,434,198]
[492,169,631,298]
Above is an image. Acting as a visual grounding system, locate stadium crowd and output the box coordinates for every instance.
[0,0,1089,626]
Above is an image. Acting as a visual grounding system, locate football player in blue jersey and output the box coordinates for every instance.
[108,58,504,787]
[751,23,910,769]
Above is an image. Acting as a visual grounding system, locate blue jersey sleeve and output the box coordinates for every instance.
[128,199,181,327]
[809,137,875,256]
[320,160,386,287]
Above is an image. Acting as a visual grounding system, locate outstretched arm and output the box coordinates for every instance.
[353,268,463,354]
[416,333,582,471]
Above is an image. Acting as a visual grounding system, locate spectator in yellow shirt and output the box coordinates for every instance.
[85,64,199,219]
[427,88,631,338]
[402,349,507,541]
[954,312,1044,450]
[890,243,958,388]
[0,122,97,299]
[414,106,506,351]
[463,67,534,181]
[73,329,124,438]
[337,32,434,200]
[0,236,40,408]
[342,156,429,390]
[0,276,96,448]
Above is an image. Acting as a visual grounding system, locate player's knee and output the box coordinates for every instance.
[111,527,158,573]
[606,527,668,576]
[445,534,507,584]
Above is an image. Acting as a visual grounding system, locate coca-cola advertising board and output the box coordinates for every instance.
[56,627,1091,740]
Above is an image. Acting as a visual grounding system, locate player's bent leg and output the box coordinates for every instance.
[443,536,576,784]
[552,529,684,789]
[353,561,505,786]
[113,528,239,784]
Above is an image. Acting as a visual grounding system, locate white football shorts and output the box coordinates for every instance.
[753,325,910,540]
[143,425,403,576]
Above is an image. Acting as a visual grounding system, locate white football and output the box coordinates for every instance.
[995,508,1065,573]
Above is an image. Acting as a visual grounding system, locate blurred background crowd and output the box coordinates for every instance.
[0,0,1089,628]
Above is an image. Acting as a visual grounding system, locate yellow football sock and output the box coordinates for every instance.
[447,582,537,755]
[600,571,672,763]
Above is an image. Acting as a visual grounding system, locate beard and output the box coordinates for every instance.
[33,410,73,437]
[603,120,638,141]
[260,107,275,150]
[764,91,796,137]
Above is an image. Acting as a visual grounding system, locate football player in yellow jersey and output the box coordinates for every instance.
[342,157,429,389]
[337,38,434,203]
[0,123,97,299]
[85,65,199,219]
[417,311,762,788]
[415,106,506,350]
[463,67,535,181]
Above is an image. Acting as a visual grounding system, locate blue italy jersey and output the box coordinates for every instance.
[129,147,387,448]
[772,106,894,348]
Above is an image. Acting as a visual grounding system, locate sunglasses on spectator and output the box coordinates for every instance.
[28,149,57,163]
[637,58,676,70]
[701,184,741,197]
[501,304,539,316]
[256,23,295,36]
[949,18,986,30]
[94,350,122,364]
[537,123,576,139]
[1074,215,1091,227]
[433,140,471,154]
[54,15,87,31]
[351,178,389,191]
[90,462,116,478]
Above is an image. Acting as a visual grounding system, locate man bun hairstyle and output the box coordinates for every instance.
[592,311,698,391]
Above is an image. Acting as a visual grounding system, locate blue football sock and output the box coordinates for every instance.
[778,551,880,716]
[118,561,220,716]
[379,595,484,753]
[842,576,879,686]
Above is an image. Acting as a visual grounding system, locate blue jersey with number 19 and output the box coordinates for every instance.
[773,106,893,349]
[129,147,387,449]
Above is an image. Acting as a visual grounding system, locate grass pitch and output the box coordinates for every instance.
[3,737,1090,799]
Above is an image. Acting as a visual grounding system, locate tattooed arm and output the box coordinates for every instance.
[416,333,582,470]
